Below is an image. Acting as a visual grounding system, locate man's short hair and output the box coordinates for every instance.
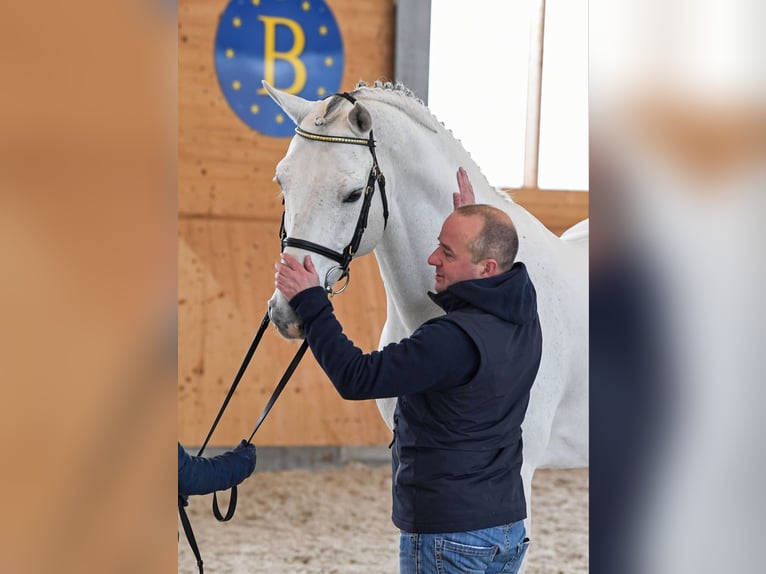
[456,205,519,272]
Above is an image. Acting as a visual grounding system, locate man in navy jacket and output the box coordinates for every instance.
[275,200,541,574]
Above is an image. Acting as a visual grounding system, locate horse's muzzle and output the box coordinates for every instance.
[268,293,305,340]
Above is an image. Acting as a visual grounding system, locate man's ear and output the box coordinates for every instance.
[482,259,499,276]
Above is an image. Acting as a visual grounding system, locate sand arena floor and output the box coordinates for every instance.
[178,464,587,573]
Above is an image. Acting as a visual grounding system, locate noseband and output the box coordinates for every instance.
[279,92,389,295]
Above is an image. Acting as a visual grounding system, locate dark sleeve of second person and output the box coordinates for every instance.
[289,286,478,400]
[178,441,256,497]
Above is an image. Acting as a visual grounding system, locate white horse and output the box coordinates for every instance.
[264,80,588,553]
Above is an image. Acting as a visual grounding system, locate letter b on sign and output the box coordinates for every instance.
[214,0,344,137]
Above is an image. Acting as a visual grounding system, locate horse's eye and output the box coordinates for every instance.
[343,190,363,204]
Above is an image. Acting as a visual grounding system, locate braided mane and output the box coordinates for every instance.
[349,81,493,190]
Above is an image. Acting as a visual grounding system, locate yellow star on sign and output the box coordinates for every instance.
[232,80,241,90]
[226,49,234,58]
[319,25,328,36]
[317,87,326,96]
[302,1,310,11]
[252,0,260,5]
[276,114,284,124]
[233,17,241,28]
[325,57,333,67]
[250,104,260,114]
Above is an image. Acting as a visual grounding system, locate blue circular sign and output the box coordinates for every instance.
[214,0,344,137]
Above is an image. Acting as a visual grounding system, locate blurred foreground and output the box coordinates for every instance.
[590,1,765,572]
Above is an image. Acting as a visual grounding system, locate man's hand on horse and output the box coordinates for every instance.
[275,253,320,301]
[453,166,476,210]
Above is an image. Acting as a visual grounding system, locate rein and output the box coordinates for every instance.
[280,92,388,295]
[179,310,308,573]
[179,91,388,573]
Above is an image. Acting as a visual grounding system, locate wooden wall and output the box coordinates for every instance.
[510,188,589,237]
[179,0,396,447]
[178,0,588,447]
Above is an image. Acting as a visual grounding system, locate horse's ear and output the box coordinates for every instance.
[347,102,372,135]
[261,81,313,125]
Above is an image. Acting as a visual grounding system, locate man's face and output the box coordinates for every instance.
[427,213,485,292]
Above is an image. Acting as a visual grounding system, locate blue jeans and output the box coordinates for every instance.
[399,521,529,574]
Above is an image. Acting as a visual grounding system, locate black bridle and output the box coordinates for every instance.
[280,92,389,295]
[179,91,389,573]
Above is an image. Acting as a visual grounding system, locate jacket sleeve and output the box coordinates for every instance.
[178,441,256,497]
[289,287,479,400]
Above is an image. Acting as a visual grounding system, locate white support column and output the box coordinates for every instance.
[523,0,546,189]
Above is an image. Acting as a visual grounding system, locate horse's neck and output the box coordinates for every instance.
[366,106,487,331]
[361,93,561,334]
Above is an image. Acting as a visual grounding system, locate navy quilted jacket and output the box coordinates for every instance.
[177,441,256,504]
[290,262,542,533]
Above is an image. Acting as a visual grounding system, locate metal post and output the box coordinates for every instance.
[394,0,432,104]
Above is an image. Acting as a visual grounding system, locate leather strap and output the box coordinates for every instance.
[248,340,309,441]
[210,340,309,522]
[179,496,205,573]
[281,237,346,266]
[196,312,271,456]
[179,320,310,572]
